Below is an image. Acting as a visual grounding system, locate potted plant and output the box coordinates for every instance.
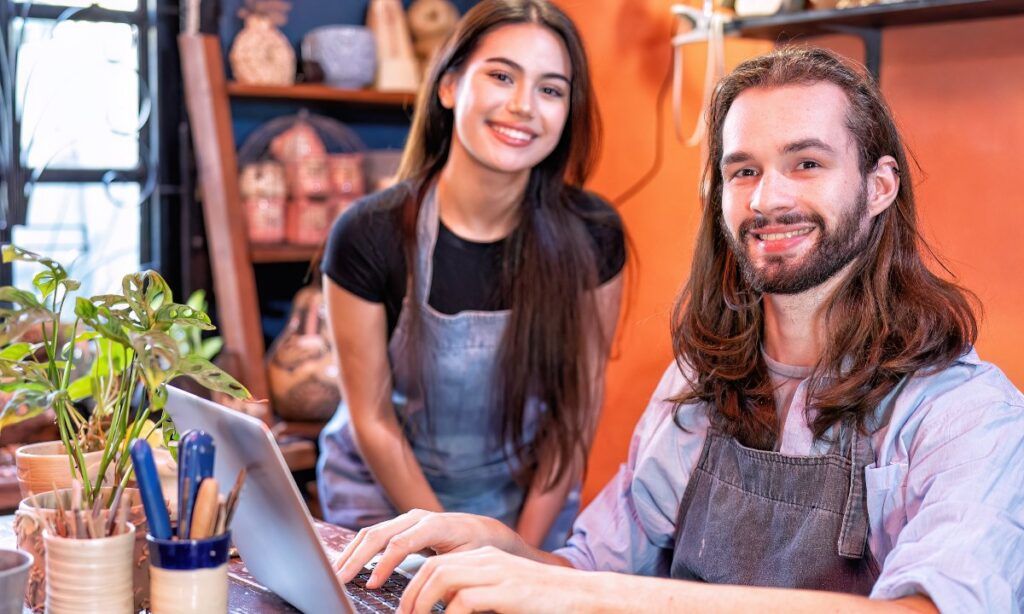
[0,245,251,609]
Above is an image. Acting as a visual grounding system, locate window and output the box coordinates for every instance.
[1,1,155,298]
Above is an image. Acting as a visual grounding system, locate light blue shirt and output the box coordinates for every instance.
[556,350,1024,613]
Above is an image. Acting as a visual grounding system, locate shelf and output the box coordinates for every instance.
[726,0,1024,39]
[250,243,320,264]
[226,82,416,107]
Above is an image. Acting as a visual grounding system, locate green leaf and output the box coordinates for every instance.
[32,270,57,301]
[0,391,49,432]
[176,356,251,399]
[131,330,181,388]
[0,286,43,309]
[66,374,94,402]
[0,342,34,361]
[75,298,132,347]
[185,289,207,312]
[122,271,173,331]
[155,303,214,331]
[199,337,223,361]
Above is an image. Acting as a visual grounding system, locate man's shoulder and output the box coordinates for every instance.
[891,349,1024,438]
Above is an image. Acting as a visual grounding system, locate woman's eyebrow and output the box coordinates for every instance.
[484,57,570,84]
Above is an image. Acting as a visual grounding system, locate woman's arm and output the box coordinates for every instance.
[324,277,444,514]
[516,274,624,547]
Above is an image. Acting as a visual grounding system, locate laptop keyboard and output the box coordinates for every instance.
[346,569,445,613]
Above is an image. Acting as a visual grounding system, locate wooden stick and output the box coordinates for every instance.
[189,478,219,540]
[105,484,126,537]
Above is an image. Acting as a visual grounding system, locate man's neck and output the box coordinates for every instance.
[436,145,528,242]
[761,262,857,368]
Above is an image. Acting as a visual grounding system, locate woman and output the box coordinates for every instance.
[316,0,624,551]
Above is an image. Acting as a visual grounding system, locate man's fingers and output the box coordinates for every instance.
[444,586,503,614]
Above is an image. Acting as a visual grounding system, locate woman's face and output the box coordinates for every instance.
[439,23,572,179]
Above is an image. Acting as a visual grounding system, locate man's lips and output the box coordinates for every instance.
[746,225,816,254]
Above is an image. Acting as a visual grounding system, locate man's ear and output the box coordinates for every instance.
[438,70,458,110]
[867,155,900,218]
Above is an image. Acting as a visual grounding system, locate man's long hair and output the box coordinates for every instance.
[395,0,613,489]
[671,47,977,449]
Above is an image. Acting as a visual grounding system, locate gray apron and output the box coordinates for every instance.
[670,423,879,593]
[317,188,579,551]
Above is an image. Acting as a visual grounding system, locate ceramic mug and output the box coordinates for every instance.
[43,523,135,614]
[0,549,32,614]
[148,531,231,614]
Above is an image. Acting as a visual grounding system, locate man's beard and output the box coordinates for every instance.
[723,182,871,295]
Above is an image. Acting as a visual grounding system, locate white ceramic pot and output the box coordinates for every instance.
[15,489,151,612]
[14,441,105,500]
[43,523,135,614]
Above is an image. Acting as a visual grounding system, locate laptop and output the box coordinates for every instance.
[164,386,443,613]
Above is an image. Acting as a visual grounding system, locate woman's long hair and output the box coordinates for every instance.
[396,0,611,489]
[672,47,977,450]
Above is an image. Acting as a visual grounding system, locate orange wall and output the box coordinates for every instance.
[560,1,1024,503]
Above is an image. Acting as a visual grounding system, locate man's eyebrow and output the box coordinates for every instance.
[720,139,837,169]
[721,151,752,168]
[484,57,571,84]
[782,138,836,155]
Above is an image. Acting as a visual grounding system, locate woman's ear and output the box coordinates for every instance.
[438,71,458,110]
[866,155,900,218]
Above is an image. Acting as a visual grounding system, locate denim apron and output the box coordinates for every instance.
[670,422,879,592]
[317,188,579,551]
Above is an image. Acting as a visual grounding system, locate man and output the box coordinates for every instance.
[333,47,1024,613]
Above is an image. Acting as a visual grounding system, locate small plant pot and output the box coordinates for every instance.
[14,488,152,612]
[43,523,135,614]
[14,441,106,500]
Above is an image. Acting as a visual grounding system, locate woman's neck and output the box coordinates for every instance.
[436,144,528,242]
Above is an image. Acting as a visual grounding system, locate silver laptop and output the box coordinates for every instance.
[164,386,437,614]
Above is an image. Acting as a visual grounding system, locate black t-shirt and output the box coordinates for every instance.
[321,182,626,338]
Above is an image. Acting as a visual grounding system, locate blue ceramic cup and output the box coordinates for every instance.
[147,532,231,613]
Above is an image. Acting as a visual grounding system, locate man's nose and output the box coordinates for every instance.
[749,170,797,216]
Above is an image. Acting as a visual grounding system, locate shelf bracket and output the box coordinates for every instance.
[821,25,882,81]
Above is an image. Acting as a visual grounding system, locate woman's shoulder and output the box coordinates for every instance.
[329,181,414,244]
[565,188,625,281]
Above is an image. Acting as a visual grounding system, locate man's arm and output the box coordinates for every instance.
[398,547,938,614]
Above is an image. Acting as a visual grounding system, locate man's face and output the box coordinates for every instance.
[719,82,877,295]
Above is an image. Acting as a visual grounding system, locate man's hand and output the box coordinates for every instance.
[397,546,602,614]
[334,509,525,588]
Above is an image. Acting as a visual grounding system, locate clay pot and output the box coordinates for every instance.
[15,488,151,612]
[14,441,105,500]
[266,286,341,421]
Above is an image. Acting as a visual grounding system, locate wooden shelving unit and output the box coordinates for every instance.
[250,243,320,264]
[725,0,1024,77]
[227,82,416,107]
[178,33,410,431]
[727,0,1024,38]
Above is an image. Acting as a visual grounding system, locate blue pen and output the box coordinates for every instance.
[129,439,172,540]
[180,431,215,539]
[177,429,198,537]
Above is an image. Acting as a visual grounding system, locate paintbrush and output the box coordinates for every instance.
[223,467,247,530]
[105,484,126,537]
[52,482,67,538]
